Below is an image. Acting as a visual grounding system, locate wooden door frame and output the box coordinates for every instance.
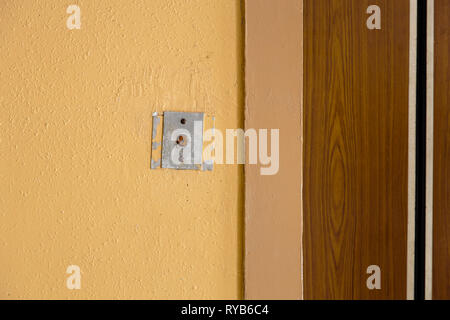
[244,0,303,300]
[245,0,419,300]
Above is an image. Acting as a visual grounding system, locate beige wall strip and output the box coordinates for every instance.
[425,0,434,301]
[245,0,303,299]
[407,0,418,301]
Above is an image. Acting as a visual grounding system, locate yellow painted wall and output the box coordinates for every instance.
[0,0,244,299]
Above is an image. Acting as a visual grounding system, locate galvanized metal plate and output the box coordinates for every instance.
[151,111,214,171]
[150,113,163,169]
[161,111,204,170]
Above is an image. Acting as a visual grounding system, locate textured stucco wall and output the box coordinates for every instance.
[0,0,244,299]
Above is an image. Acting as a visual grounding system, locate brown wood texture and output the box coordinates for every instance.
[303,0,410,299]
[433,0,450,300]
[245,0,303,299]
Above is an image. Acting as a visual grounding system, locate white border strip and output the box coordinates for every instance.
[425,0,434,301]
[407,0,418,301]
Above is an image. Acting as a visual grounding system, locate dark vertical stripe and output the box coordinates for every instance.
[414,0,427,301]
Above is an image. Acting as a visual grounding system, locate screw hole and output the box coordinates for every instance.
[176,135,187,146]
[180,118,186,125]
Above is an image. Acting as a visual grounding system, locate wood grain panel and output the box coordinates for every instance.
[303,0,410,299]
[433,0,450,300]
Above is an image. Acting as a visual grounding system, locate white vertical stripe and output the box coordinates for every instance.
[425,0,434,301]
[407,0,418,301]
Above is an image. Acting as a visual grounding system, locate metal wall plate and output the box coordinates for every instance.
[161,112,204,170]
[151,111,214,171]
[150,113,163,169]
[152,112,204,170]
